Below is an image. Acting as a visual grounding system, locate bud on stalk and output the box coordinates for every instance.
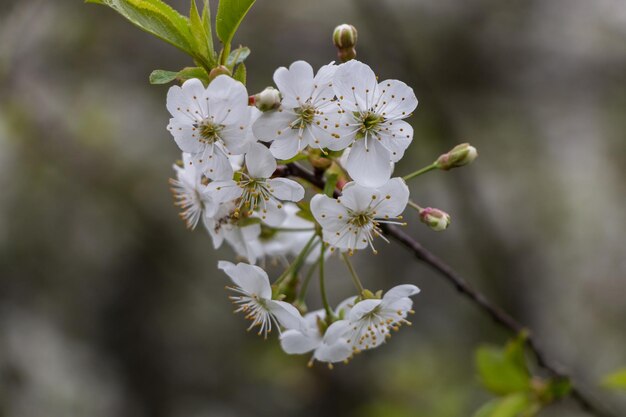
[253,86,282,111]
[333,24,358,62]
[419,207,451,232]
[435,143,478,170]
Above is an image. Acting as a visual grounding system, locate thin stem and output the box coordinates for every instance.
[341,252,365,293]
[296,243,320,302]
[318,243,333,319]
[402,163,437,181]
[407,200,423,212]
[273,234,318,287]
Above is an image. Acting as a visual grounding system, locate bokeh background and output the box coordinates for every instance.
[1,0,625,416]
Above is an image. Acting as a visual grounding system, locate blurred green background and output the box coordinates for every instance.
[1,0,625,416]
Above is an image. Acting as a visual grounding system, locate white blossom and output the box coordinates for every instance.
[252,61,343,160]
[218,261,304,338]
[311,178,410,253]
[208,143,305,226]
[346,285,420,351]
[260,203,320,263]
[201,200,264,264]
[166,76,252,180]
[331,60,418,187]
[169,153,219,230]
[280,297,356,366]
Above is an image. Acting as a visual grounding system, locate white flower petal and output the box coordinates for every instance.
[311,62,337,104]
[269,132,304,160]
[374,79,418,120]
[348,299,382,322]
[167,118,203,154]
[280,329,321,354]
[206,180,243,203]
[382,284,421,304]
[167,79,207,121]
[218,261,272,299]
[371,177,410,219]
[259,199,287,227]
[200,146,234,180]
[252,109,298,143]
[273,61,315,108]
[245,143,277,178]
[344,139,393,187]
[268,178,305,202]
[311,194,350,232]
[377,120,414,162]
[268,300,305,330]
[333,60,378,112]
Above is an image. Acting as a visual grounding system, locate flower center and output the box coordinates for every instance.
[198,120,223,144]
[291,103,316,130]
[349,212,373,227]
[355,111,384,139]
[237,176,272,215]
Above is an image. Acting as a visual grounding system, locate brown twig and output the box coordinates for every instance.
[280,162,617,417]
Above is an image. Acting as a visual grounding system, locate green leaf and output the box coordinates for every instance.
[201,0,215,59]
[473,393,536,417]
[215,0,256,46]
[226,46,250,67]
[233,63,246,84]
[323,173,338,197]
[149,67,209,84]
[87,0,194,54]
[602,368,626,390]
[189,0,216,68]
[476,341,531,395]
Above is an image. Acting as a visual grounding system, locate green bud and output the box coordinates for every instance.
[333,24,358,62]
[253,86,282,111]
[435,143,478,170]
[419,207,451,232]
[208,65,232,82]
[333,24,358,49]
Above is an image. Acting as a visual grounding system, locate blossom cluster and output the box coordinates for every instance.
[167,59,425,366]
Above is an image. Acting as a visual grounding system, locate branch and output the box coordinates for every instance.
[280,162,617,417]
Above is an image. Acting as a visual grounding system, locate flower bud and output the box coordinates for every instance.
[208,65,232,82]
[253,86,282,111]
[435,143,478,170]
[419,207,451,232]
[333,24,358,49]
[333,24,358,62]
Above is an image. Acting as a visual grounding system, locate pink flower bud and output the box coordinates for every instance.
[435,143,478,170]
[419,207,451,232]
